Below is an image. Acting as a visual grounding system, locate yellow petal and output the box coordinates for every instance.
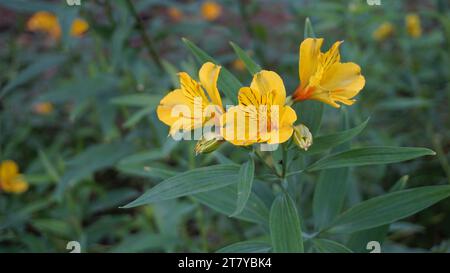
[267,106,297,144]
[319,62,365,104]
[199,62,223,108]
[70,18,89,37]
[157,89,196,126]
[299,38,324,89]
[178,72,209,105]
[250,70,286,106]
[2,176,29,194]
[221,106,257,146]
[0,160,19,182]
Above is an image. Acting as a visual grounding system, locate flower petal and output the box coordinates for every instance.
[320,62,365,99]
[299,38,324,89]
[250,70,286,106]
[0,160,19,182]
[199,62,223,108]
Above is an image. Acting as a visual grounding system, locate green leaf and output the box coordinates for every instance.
[312,239,352,253]
[117,164,178,180]
[307,147,435,172]
[229,42,262,75]
[346,175,409,252]
[231,156,255,217]
[270,192,304,253]
[110,94,160,107]
[38,149,60,183]
[313,109,351,230]
[123,165,240,207]
[327,185,450,234]
[0,54,67,99]
[54,142,132,199]
[123,107,154,128]
[193,183,269,225]
[305,118,369,155]
[293,100,323,135]
[216,240,271,253]
[182,38,242,104]
[304,17,316,39]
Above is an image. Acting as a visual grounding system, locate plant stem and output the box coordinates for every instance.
[125,0,163,71]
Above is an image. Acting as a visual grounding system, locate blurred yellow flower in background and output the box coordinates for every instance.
[33,102,54,115]
[292,38,365,108]
[201,1,222,21]
[168,7,183,22]
[221,71,297,145]
[0,160,28,194]
[372,22,395,41]
[27,11,89,39]
[406,13,422,38]
[232,59,246,71]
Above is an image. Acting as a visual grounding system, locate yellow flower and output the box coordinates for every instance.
[292,38,365,108]
[406,13,422,38]
[70,18,89,37]
[168,7,183,22]
[33,102,54,115]
[232,59,246,71]
[201,1,222,21]
[372,22,395,41]
[157,62,224,136]
[221,70,297,145]
[27,11,88,39]
[0,160,29,194]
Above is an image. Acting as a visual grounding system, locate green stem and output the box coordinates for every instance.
[125,0,163,71]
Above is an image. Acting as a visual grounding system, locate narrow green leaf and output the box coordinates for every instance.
[327,185,450,234]
[313,109,350,230]
[117,164,178,180]
[229,42,262,75]
[305,118,369,155]
[307,147,435,172]
[123,107,154,128]
[270,192,304,252]
[312,239,352,253]
[304,17,316,39]
[216,240,271,253]
[123,165,240,208]
[182,38,242,104]
[0,54,67,99]
[346,175,409,252]
[110,94,160,107]
[231,156,255,216]
[54,142,132,199]
[193,183,269,225]
[38,149,60,183]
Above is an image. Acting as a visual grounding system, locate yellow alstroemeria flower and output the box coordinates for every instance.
[0,160,29,194]
[168,7,183,22]
[221,71,297,145]
[292,38,365,108]
[27,11,89,39]
[201,1,222,21]
[406,13,422,38]
[372,22,395,41]
[33,102,54,115]
[157,62,223,136]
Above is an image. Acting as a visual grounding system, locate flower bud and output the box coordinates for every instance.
[195,137,222,155]
[293,124,313,151]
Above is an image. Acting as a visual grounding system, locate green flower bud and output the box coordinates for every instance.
[293,124,313,151]
[195,137,222,155]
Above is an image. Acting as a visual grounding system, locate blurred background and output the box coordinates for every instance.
[0,0,449,252]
